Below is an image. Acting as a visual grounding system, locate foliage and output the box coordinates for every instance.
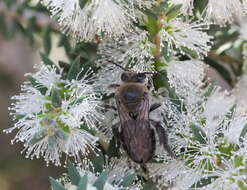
[2,0,247,189]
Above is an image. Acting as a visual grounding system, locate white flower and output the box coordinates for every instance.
[149,160,203,189]
[42,0,136,41]
[78,170,118,190]
[203,88,235,131]
[170,0,194,15]
[30,65,61,92]
[244,0,247,12]
[224,115,247,144]
[96,31,155,94]
[166,60,206,104]
[9,85,47,116]
[5,65,102,166]
[98,31,154,71]
[205,155,247,190]
[161,20,212,57]
[232,74,247,114]
[204,0,243,26]
[239,19,247,41]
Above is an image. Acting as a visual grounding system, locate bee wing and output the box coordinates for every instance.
[115,95,132,124]
[137,92,149,120]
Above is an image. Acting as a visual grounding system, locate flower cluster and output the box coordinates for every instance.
[4,0,247,189]
[153,61,247,189]
[5,65,103,166]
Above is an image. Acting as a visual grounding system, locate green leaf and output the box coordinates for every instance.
[67,57,81,81]
[49,177,66,190]
[119,174,136,187]
[142,183,156,190]
[190,176,218,188]
[59,61,71,72]
[77,175,88,190]
[203,83,216,98]
[26,74,48,95]
[58,35,71,56]
[40,52,55,67]
[93,171,108,190]
[145,16,160,37]
[91,152,105,173]
[216,42,233,54]
[239,124,247,143]
[165,4,182,21]
[79,0,90,9]
[68,161,81,185]
[51,88,62,108]
[69,97,86,106]
[180,47,199,59]
[190,123,207,144]
[15,114,26,119]
[43,25,52,55]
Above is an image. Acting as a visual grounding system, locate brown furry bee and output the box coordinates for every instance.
[111,72,174,163]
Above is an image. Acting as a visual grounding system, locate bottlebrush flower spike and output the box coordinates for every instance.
[4,65,103,166]
[204,0,243,26]
[42,0,136,41]
[161,20,213,58]
[170,0,194,15]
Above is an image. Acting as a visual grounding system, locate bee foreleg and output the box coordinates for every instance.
[150,120,175,158]
[112,122,121,148]
[108,84,121,88]
[149,103,161,112]
[103,104,117,111]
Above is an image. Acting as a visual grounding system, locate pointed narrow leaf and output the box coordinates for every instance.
[165,4,182,21]
[142,183,156,190]
[51,88,62,107]
[93,171,108,190]
[40,52,55,67]
[43,25,52,55]
[58,35,71,56]
[26,75,47,95]
[67,57,81,81]
[68,161,81,185]
[203,83,216,98]
[79,0,89,10]
[91,152,104,173]
[119,174,136,187]
[77,175,88,190]
[239,124,247,143]
[145,16,160,37]
[49,177,66,190]
[190,176,218,188]
[190,124,207,144]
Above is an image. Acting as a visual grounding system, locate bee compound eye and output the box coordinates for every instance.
[137,73,146,82]
[121,72,128,81]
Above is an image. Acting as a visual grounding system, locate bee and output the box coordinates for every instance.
[111,72,175,164]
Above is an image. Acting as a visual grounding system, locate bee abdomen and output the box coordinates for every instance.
[121,120,155,163]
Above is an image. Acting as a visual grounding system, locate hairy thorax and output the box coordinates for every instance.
[117,83,148,113]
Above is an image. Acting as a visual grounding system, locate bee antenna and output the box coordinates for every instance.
[141,71,160,75]
[107,61,129,72]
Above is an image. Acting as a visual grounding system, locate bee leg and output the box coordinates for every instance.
[103,104,117,111]
[149,103,161,112]
[108,84,120,88]
[112,122,121,148]
[150,120,175,158]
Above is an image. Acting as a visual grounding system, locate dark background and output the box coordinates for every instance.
[0,35,64,190]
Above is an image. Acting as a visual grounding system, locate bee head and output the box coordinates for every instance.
[121,72,146,83]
